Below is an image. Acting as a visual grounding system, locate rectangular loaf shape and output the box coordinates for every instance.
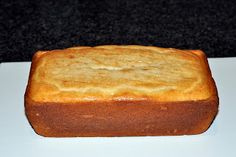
[25,45,219,137]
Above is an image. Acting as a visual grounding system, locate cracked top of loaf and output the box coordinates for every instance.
[26,45,216,103]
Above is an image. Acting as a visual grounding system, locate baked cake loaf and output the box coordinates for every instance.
[25,45,219,137]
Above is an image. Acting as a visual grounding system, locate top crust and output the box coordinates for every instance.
[25,45,217,103]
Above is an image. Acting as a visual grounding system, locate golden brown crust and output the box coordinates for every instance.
[25,96,218,137]
[25,45,219,137]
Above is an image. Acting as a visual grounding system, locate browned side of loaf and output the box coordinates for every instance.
[25,97,218,137]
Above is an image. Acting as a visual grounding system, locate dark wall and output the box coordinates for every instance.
[0,0,236,62]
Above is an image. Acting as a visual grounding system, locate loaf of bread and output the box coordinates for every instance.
[25,45,218,137]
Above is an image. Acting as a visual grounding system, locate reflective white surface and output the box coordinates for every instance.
[0,58,236,157]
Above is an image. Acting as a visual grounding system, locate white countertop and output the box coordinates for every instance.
[0,58,236,157]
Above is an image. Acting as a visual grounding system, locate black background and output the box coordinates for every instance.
[0,0,236,62]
